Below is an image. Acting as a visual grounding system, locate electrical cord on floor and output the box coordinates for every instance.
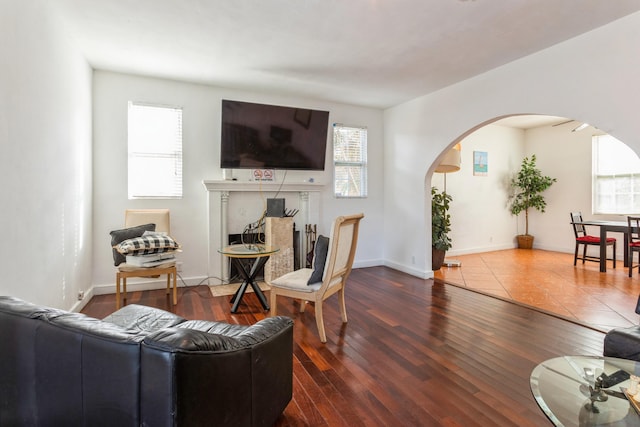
[173,171,290,304]
[173,272,233,301]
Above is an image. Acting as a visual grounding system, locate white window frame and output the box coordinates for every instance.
[127,102,183,199]
[592,134,640,214]
[333,124,368,198]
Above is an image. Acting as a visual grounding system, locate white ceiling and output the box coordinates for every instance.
[49,0,640,109]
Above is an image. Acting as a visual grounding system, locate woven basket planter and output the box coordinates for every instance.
[517,234,534,249]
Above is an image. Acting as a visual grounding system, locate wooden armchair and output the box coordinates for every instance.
[268,213,364,343]
[114,209,178,309]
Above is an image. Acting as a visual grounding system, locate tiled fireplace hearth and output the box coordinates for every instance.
[202,180,324,284]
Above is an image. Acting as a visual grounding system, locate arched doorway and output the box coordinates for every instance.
[428,114,614,268]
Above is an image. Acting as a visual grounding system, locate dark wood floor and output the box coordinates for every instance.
[82,265,606,426]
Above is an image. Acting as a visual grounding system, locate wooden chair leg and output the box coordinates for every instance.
[582,245,587,264]
[116,273,121,309]
[574,244,579,266]
[172,269,177,305]
[338,288,348,323]
[315,300,326,343]
[613,242,616,268]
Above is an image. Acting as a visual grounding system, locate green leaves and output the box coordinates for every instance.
[509,155,556,235]
[432,186,453,251]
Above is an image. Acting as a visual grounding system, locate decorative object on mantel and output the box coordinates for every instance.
[251,168,275,182]
[202,180,324,282]
[508,155,556,249]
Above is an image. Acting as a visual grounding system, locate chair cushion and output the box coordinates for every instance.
[272,269,321,293]
[110,223,156,266]
[576,235,615,243]
[115,233,180,256]
[308,235,329,285]
[630,242,640,248]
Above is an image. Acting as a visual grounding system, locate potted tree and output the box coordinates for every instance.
[508,155,556,249]
[432,186,453,270]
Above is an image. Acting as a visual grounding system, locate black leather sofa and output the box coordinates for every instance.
[0,296,293,426]
[603,295,640,362]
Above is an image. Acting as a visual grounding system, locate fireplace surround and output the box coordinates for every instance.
[203,180,323,284]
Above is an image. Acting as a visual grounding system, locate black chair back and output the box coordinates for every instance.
[570,212,587,237]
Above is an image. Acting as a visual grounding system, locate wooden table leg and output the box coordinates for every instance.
[599,226,607,272]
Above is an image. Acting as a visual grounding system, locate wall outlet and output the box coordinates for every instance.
[77,290,84,301]
[176,262,183,272]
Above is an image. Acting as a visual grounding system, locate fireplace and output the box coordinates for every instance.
[227,228,300,282]
[203,180,323,284]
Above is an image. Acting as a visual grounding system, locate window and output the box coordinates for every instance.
[333,124,367,198]
[593,134,640,214]
[128,102,183,199]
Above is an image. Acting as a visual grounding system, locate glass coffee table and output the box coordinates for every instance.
[530,355,640,426]
[219,244,279,313]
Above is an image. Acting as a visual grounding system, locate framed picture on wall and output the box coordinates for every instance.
[473,151,488,176]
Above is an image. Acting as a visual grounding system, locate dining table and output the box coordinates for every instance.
[573,220,630,272]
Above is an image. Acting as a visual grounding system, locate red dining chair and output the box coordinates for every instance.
[570,212,616,268]
[628,216,640,277]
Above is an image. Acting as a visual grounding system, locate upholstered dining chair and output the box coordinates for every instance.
[268,213,364,343]
[628,216,640,277]
[570,212,616,268]
[112,209,178,309]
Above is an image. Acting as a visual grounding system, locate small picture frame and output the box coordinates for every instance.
[473,151,488,176]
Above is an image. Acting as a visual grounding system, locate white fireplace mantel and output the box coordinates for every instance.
[202,180,325,284]
[203,180,325,193]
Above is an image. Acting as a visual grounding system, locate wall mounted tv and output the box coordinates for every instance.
[220,99,330,171]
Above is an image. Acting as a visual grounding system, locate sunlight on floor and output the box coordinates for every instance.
[434,249,640,332]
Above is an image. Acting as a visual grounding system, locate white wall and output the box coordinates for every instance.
[92,72,384,292]
[436,124,525,255]
[0,1,93,309]
[433,121,626,260]
[383,12,640,278]
[4,5,639,307]
[523,124,628,260]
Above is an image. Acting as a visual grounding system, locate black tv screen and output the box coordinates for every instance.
[220,100,330,170]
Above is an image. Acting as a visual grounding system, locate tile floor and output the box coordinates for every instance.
[434,249,640,332]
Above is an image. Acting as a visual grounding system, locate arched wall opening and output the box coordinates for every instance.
[425,113,633,272]
[383,12,640,280]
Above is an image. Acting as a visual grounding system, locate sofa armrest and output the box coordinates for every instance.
[235,316,294,346]
[143,327,243,352]
[139,316,294,427]
[103,303,185,333]
[604,326,640,362]
[142,316,295,352]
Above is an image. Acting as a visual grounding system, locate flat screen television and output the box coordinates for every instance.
[220,99,330,170]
